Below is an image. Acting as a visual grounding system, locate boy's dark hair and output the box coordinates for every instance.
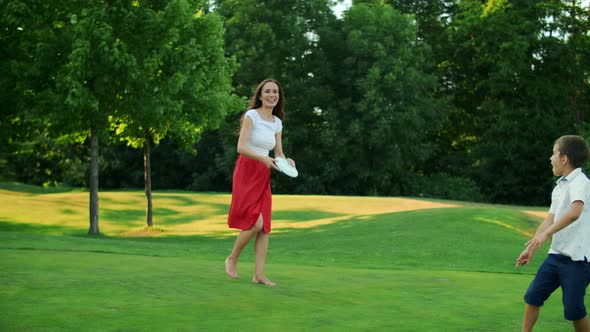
[555,135,589,168]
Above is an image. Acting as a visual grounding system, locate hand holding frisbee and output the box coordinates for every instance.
[274,157,298,178]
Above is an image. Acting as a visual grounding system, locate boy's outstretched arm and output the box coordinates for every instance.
[515,213,554,268]
[526,201,584,250]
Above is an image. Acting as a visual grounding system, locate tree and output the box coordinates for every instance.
[542,0,589,131]
[2,0,238,232]
[318,2,444,195]
[107,0,238,227]
[56,1,138,234]
[207,0,338,194]
[386,0,456,44]
[437,0,587,204]
[1,0,113,234]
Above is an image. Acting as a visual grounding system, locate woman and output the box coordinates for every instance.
[225,79,295,287]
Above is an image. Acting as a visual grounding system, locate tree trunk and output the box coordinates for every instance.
[88,123,100,235]
[569,0,584,128]
[144,129,153,227]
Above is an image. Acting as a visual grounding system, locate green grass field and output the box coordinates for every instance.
[0,182,577,331]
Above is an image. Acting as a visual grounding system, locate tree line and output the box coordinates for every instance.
[1,0,589,233]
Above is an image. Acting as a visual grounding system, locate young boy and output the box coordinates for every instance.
[516,135,590,332]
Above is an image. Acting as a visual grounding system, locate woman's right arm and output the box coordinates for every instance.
[237,116,278,170]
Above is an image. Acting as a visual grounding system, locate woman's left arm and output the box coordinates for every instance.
[274,131,295,167]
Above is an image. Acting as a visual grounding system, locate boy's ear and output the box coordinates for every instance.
[561,153,569,165]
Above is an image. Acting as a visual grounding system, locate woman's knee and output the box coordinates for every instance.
[251,217,263,232]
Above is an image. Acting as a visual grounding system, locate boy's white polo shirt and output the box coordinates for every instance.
[548,168,590,261]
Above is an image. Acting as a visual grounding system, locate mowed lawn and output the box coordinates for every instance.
[0,183,576,331]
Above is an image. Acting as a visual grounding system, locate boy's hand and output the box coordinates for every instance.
[516,246,535,268]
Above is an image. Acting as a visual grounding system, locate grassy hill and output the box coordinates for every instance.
[0,183,571,331]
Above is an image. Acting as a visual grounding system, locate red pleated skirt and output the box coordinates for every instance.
[227,155,272,233]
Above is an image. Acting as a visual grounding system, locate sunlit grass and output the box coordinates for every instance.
[0,183,543,237]
[0,182,573,331]
[0,236,568,332]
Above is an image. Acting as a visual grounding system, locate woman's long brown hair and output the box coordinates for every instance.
[239,79,285,129]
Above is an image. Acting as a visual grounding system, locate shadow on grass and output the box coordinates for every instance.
[0,199,541,275]
[192,200,229,214]
[101,202,228,226]
[273,209,346,222]
[157,199,228,225]
[100,196,143,206]
[60,209,78,215]
[153,208,194,225]
[102,209,145,224]
[0,207,533,274]
[0,220,78,234]
[155,194,198,206]
[0,182,79,194]
[101,206,203,224]
[266,207,541,273]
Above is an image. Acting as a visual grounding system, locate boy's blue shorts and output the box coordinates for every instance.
[524,254,590,321]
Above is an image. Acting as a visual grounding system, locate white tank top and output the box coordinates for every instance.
[244,109,283,156]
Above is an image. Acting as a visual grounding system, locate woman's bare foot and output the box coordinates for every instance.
[225,256,238,278]
[252,276,276,287]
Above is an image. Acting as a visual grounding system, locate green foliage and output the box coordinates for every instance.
[438,0,581,205]
[403,172,484,202]
[0,0,78,182]
[319,3,445,196]
[205,0,337,193]
[0,181,78,193]
[107,0,239,150]
[2,0,590,206]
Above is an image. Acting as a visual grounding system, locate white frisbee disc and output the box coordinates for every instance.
[274,157,298,178]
